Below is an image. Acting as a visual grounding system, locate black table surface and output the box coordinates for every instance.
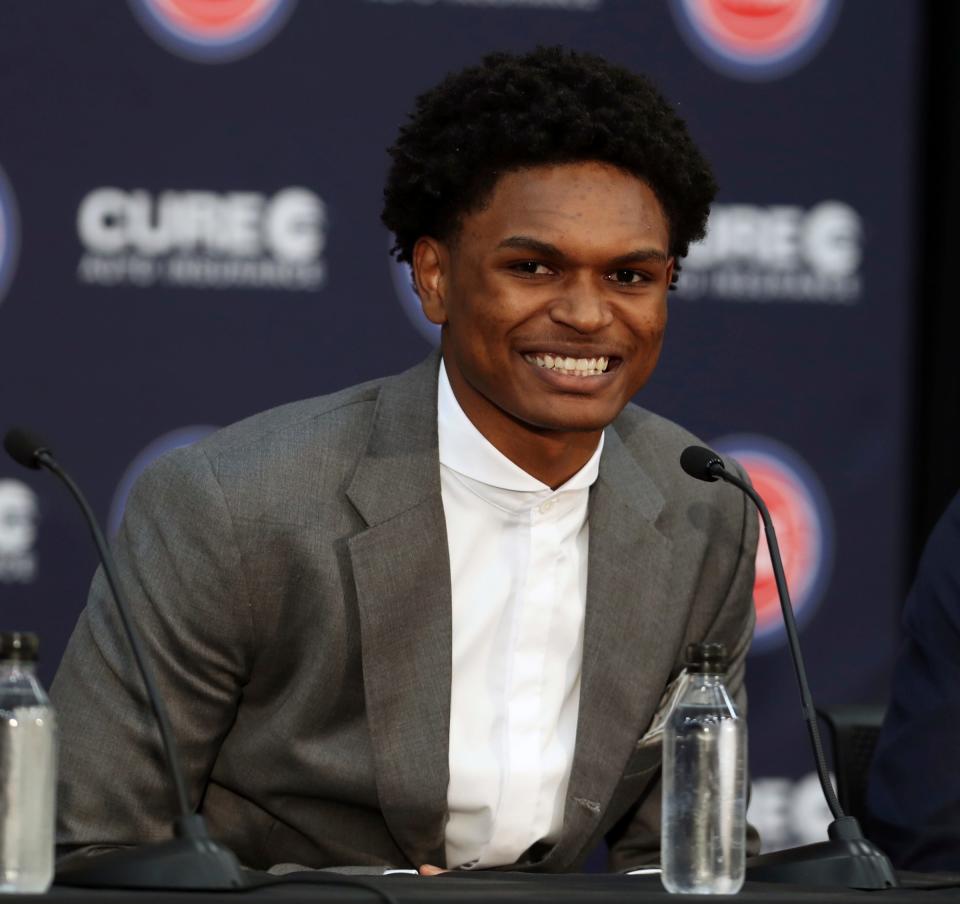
[13,871,960,904]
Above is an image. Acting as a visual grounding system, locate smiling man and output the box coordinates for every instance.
[413,162,671,488]
[53,47,759,874]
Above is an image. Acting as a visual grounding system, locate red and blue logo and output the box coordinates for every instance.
[0,164,20,309]
[128,0,298,64]
[388,237,441,347]
[109,425,217,535]
[712,435,833,653]
[669,0,841,81]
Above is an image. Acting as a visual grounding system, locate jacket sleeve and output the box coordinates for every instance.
[51,443,255,850]
[864,493,960,871]
[606,461,760,871]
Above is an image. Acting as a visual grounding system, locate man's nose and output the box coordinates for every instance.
[548,276,613,333]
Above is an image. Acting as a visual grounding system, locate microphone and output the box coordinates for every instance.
[680,445,896,889]
[3,427,51,469]
[3,427,245,891]
[679,445,724,482]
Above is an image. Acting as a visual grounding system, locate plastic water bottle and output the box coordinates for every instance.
[661,642,746,895]
[0,633,56,893]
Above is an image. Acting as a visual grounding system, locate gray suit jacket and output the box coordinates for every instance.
[51,352,757,872]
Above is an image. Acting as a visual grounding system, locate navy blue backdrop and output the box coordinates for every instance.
[0,0,920,850]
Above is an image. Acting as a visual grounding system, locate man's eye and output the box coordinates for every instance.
[608,269,651,285]
[511,261,553,276]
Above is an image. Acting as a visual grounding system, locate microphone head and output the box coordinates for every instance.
[680,445,725,482]
[3,428,52,470]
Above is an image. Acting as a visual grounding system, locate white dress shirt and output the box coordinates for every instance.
[437,361,603,869]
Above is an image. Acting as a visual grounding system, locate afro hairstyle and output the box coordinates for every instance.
[381,46,717,288]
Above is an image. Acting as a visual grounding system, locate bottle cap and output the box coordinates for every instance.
[0,632,39,662]
[685,642,727,673]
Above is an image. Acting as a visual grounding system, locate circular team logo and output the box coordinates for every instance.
[388,238,440,347]
[109,425,217,535]
[0,163,21,309]
[669,0,842,81]
[711,435,833,653]
[128,0,298,64]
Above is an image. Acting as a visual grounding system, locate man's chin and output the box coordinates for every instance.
[514,401,624,435]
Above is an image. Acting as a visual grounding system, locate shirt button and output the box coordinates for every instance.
[539,499,556,514]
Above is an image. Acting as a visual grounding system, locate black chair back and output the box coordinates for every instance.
[816,704,886,824]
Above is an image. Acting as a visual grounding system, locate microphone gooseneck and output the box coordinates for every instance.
[684,445,841,820]
[3,427,194,827]
[680,445,896,890]
[3,426,245,890]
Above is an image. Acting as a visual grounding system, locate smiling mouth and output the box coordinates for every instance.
[522,353,613,377]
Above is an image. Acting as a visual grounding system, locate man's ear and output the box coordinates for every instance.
[412,237,448,326]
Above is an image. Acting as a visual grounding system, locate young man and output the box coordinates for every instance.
[52,47,758,873]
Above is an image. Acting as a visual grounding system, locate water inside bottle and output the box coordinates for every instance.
[0,706,56,893]
[662,699,746,894]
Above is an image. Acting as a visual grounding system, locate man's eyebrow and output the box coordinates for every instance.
[496,235,669,267]
[497,235,566,258]
[609,249,670,267]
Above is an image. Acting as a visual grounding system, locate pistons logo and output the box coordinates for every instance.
[0,163,20,309]
[128,0,298,64]
[388,238,440,347]
[712,436,833,652]
[109,425,217,535]
[669,0,842,80]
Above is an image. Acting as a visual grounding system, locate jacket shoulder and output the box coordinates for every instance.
[610,402,749,510]
[197,374,385,466]
[129,374,391,529]
[611,403,706,481]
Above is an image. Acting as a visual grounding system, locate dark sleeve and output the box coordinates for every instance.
[865,493,960,871]
[51,444,255,849]
[606,462,760,871]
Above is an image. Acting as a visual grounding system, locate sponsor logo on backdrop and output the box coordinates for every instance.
[677,201,862,304]
[128,0,297,64]
[711,435,833,653]
[388,240,441,346]
[669,0,841,81]
[109,426,217,535]
[0,480,38,584]
[748,772,831,851]
[0,163,20,310]
[76,187,326,292]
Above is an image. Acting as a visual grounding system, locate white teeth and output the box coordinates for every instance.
[524,353,613,377]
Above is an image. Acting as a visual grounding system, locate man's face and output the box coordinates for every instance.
[414,161,673,442]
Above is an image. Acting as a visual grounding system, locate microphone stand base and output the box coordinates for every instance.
[55,837,247,891]
[747,818,897,890]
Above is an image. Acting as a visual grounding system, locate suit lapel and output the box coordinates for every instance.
[345,362,683,870]
[346,353,452,868]
[543,425,683,869]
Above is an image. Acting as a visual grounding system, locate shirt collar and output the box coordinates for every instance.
[437,359,604,494]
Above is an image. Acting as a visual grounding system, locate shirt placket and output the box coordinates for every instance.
[484,491,562,863]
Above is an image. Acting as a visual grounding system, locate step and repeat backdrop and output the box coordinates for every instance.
[0,0,920,850]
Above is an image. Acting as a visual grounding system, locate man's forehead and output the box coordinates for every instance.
[464,164,670,253]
